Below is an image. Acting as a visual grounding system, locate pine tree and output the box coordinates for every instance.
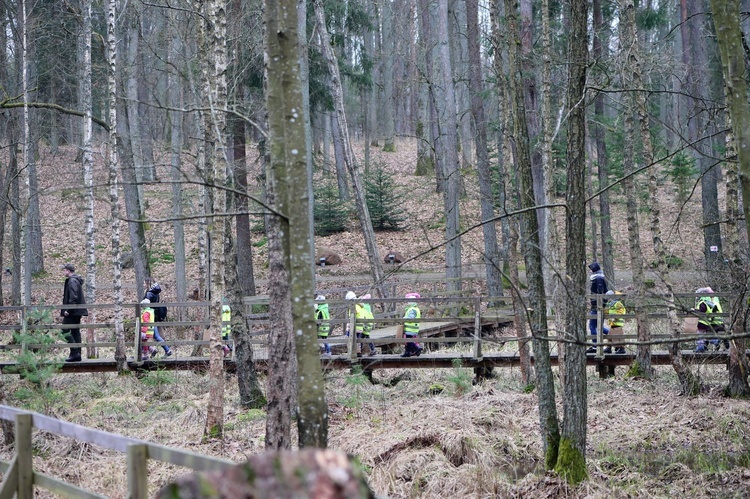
[314,180,350,236]
[365,164,406,231]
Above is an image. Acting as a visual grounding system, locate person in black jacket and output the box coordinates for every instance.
[143,281,172,357]
[587,262,609,353]
[61,263,88,362]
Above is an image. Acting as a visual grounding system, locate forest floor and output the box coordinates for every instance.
[1,139,746,497]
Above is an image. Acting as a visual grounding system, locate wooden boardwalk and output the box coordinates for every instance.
[0,348,738,375]
[0,293,739,376]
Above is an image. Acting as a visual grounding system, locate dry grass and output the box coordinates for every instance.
[3,361,748,498]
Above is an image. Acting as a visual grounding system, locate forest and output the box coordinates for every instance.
[2,0,750,496]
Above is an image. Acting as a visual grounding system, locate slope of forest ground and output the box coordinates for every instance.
[0,361,749,498]
[17,138,711,304]
[1,140,745,497]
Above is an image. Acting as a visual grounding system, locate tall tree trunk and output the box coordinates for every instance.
[20,0,31,307]
[557,0,589,484]
[710,0,750,397]
[168,16,188,313]
[196,0,229,439]
[315,0,386,294]
[435,0,462,298]
[520,0,545,251]
[450,0,473,168]
[592,0,614,285]
[625,0,697,390]
[107,0,127,372]
[540,0,564,334]
[681,0,723,274]
[505,0,559,470]
[491,0,525,378]
[116,107,151,296]
[416,0,436,178]
[381,2,395,152]
[618,0,651,382]
[82,0,97,359]
[466,0,502,301]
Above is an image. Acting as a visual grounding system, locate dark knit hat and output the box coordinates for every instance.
[588,262,601,273]
[62,263,75,272]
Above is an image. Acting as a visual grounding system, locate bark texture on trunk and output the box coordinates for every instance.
[558,0,589,484]
[504,0,559,470]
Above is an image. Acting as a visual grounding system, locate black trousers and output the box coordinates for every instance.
[63,315,82,357]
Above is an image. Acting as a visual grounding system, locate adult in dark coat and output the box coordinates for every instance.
[587,262,609,353]
[61,263,88,362]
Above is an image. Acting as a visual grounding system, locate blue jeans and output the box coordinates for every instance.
[153,325,171,353]
[589,310,609,343]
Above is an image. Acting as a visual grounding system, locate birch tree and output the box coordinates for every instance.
[196,0,229,439]
[107,0,127,372]
[81,0,97,359]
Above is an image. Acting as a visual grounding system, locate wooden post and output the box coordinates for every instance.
[472,298,482,360]
[16,413,33,499]
[127,444,148,499]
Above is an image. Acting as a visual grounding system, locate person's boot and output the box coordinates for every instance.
[65,350,81,362]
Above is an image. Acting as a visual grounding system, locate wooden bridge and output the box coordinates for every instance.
[0,293,741,377]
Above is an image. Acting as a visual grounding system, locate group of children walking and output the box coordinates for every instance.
[315,291,422,358]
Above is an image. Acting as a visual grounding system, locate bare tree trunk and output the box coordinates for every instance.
[81,0,97,360]
[626,0,697,390]
[466,0,502,302]
[381,2,395,152]
[680,0,723,274]
[315,0,386,294]
[504,0,559,470]
[330,113,350,201]
[540,0,564,333]
[617,0,651,381]
[195,0,229,439]
[168,15,188,313]
[267,0,328,448]
[107,0,127,372]
[435,0,462,298]
[711,0,750,397]
[592,0,614,285]
[557,0,589,484]
[20,0,32,307]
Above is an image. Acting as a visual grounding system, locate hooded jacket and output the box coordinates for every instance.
[62,273,88,317]
[145,284,166,321]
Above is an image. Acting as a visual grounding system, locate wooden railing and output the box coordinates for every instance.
[0,405,234,498]
[0,292,739,366]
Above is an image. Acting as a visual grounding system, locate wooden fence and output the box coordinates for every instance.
[0,405,234,498]
[0,292,739,369]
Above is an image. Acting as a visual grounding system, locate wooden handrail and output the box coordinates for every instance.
[0,405,234,498]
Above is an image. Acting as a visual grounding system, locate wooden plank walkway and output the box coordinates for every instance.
[0,349,737,374]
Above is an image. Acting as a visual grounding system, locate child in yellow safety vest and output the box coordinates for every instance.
[402,293,423,357]
[222,303,232,357]
[605,290,626,354]
[345,291,376,356]
[140,299,158,359]
[315,295,331,356]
